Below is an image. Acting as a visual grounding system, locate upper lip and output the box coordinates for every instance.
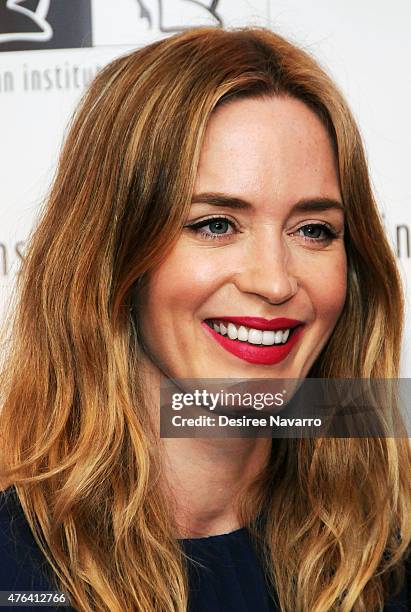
[206,317,304,331]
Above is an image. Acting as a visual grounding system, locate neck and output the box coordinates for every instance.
[162,435,271,538]
[140,354,271,538]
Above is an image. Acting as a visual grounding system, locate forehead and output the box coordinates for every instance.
[195,96,341,211]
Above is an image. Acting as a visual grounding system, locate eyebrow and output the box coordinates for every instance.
[191,192,344,214]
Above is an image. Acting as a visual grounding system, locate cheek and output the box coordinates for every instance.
[307,251,347,322]
[140,243,226,322]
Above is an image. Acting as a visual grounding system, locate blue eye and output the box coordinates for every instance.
[185,216,236,240]
[297,224,337,242]
[207,219,230,234]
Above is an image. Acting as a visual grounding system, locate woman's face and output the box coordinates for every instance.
[138,96,347,379]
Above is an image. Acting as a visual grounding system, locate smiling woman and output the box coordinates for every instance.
[0,26,410,612]
[137,96,347,374]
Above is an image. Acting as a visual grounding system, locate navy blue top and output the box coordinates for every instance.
[0,486,410,611]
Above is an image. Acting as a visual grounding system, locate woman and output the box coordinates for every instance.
[0,26,410,612]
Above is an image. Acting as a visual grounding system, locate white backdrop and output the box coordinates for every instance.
[0,0,410,373]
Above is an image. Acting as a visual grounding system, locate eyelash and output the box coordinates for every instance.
[185,215,338,243]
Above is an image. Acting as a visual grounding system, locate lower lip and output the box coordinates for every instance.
[201,322,305,365]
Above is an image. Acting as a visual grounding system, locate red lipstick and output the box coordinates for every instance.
[201,318,305,365]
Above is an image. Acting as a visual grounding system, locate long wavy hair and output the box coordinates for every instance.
[0,27,410,612]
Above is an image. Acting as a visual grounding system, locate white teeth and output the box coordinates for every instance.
[248,329,263,344]
[227,323,238,340]
[262,331,275,345]
[237,325,248,341]
[209,320,293,345]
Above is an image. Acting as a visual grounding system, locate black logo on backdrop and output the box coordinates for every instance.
[0,0,222,52]
[0,0,92,51]
[137,0,222,31]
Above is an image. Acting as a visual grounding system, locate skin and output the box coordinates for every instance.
[138,96,347,537]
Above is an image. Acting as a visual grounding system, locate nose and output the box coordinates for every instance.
[232,228,298,305]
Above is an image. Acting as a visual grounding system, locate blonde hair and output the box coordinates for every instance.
[1,27,410,611]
